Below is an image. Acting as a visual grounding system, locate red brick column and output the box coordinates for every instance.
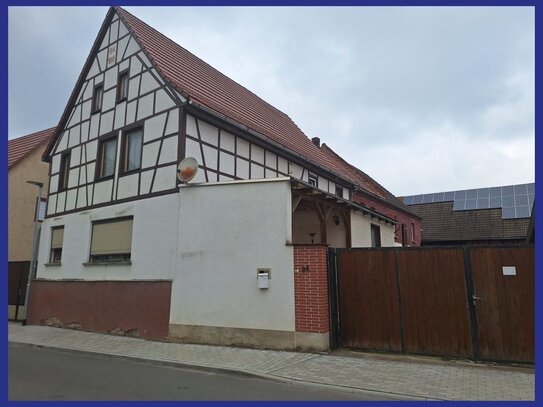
[293,244,329,334]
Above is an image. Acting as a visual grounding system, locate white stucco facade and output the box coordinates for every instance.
[36,193,178,281]
[170,178,295,332]
[350,210,396,248]
[37,178,296,334]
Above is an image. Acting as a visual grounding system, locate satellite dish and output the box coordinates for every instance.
[177,157,199,183]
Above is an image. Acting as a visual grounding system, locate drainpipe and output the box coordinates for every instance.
[22,181,43,325]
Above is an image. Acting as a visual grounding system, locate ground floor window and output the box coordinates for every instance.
[49,226,64,263]
[370,224,381,248]
[89,217,133,263]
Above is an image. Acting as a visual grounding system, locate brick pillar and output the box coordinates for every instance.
[293,244,329,335]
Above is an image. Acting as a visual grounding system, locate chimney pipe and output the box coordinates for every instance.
[311,137,320,147]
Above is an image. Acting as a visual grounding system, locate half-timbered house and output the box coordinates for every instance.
[29,7,421,351]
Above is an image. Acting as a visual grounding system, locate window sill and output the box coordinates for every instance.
[82,261,132,267]
[44,262,62,267]
[95,175,115,182]
[119,168,140,177]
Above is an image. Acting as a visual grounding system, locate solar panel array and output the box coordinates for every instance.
[403,183,534,219]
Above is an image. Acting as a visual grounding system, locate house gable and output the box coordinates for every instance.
[45,9,182,217]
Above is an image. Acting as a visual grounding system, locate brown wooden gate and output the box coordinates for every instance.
[469,246,534,362]
[331,245,534,363]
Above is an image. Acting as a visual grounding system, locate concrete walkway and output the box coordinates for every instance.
[8,323,534,401]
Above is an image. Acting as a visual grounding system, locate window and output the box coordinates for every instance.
[58,152,70,191]
[89,217,133,263]
[411,222,416,242]
[117,70,129,102]
[308,173,317,187]
[121,127,143,172]
[370,224,381,248]
[92,83,104,113]
[97,136,118,179]
[335,185,343,198]
[49,226,64,264]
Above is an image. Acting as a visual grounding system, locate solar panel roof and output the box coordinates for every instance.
[402,183,534,219]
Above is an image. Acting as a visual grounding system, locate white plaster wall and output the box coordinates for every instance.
[351,210,396,248]
[381,222,396,246]
[326,208,347,248]
[36,193,178,281]
[171,178,295,332]
[292,209,321,244]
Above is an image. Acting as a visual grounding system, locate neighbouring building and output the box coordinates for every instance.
[8,127,55,319]
[28,7,421,351]
[402,183,534,246]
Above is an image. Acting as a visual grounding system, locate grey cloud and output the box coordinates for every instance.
[8,6,534,194]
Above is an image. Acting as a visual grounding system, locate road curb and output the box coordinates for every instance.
[9,340,437,401]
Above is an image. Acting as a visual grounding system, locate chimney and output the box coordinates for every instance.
[311,137,320,147]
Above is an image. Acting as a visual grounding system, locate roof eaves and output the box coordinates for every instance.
[291,178,397,225]
[9,127,56,170]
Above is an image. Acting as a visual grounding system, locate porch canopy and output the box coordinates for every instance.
[291,179,397,248]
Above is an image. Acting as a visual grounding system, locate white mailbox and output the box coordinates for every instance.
[257,269,270,289]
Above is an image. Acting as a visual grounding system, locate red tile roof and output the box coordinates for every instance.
[320,143,420,217]
[114,7,392,200]
[8,127,56,169]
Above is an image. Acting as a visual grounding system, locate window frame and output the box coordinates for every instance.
[120,125,143,175]
[88,216,133,264]
[116,69,129,103]
[335,185,343,198]
[49,226,64,264]
[308,173,318,187]
[411,222,416,242]
[92,83,104,114]
[370,223,382,248]
[95,134,118,181]
[58,152,71,191]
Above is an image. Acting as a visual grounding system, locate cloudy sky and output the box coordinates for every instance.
[8,6,534,196]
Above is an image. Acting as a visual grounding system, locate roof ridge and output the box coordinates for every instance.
[10,126,57,143]
[114,6,296,124]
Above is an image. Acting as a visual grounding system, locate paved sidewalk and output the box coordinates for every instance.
[8,323,534,401]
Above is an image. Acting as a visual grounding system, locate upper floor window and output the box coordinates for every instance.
[58,152,70,191]
[121,127,143,173]
[308,173,317,187]
[117,70,129,102]
[96,136,117,179]
[89,217,133,263]
[335,185,343,198]
[370,224,381,248]
[92,83,103,113]
[49,226,64,264]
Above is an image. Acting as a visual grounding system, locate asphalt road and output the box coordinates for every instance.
[9,344,393,401]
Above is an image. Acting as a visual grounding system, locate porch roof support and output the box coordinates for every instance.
[290,179,397,226]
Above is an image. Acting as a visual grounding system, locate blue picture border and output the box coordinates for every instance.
[2,0,539,405]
